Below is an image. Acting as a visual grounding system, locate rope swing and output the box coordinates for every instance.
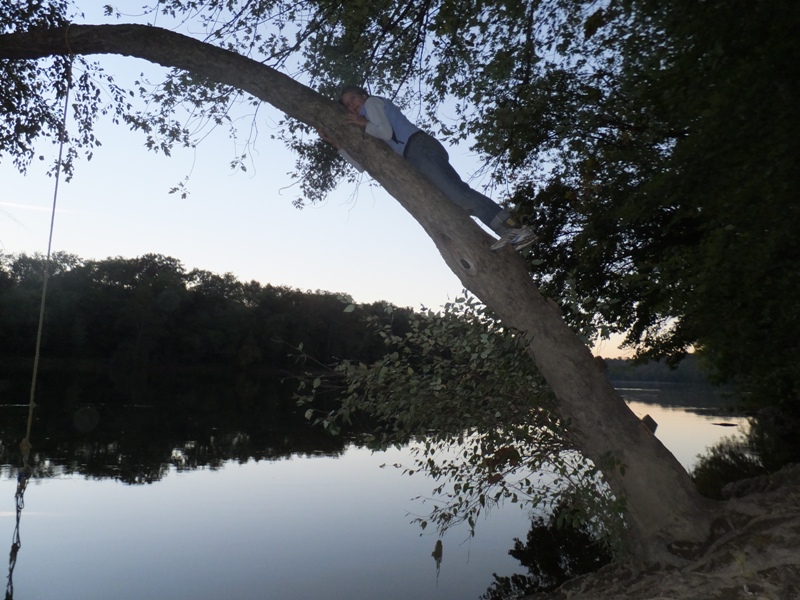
[19,53,72,472]
[6,46,73,600]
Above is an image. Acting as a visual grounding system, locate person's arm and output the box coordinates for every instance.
[338,148,365,172]
[362,96,393,141]
[317,127,365,172]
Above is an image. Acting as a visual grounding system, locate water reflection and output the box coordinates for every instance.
[432,539,443,579]
[480,500,613,599]
[2,368,535,599]
[1,371,747,600]
[0,369,349,484]
[616,383,748,470]
[4,469,26,600]
[1,368,355,600]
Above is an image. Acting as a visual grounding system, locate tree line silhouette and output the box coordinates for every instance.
[0,251,413,375]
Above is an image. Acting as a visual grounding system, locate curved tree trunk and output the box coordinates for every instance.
[0,24,716,563]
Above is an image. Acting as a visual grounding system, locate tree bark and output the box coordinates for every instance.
[0,23,715,563]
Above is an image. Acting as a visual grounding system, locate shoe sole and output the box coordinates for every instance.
[513,238,536,251]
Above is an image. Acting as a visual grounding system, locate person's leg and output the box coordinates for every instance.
[405,133,536,250]
[405,133,509,233]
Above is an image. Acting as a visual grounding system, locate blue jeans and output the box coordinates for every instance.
[404,133,511,234]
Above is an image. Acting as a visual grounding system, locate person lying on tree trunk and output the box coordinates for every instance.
[319,85,536,251]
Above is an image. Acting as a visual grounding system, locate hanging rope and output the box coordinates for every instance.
[6,40,73,600]
[8,49,73,600]
[19,53,73,472]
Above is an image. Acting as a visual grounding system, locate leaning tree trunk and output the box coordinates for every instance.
[0,24,716,563]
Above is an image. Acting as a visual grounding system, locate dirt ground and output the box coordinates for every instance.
[523,465,800,600]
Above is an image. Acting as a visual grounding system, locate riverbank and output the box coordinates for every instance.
[525,465,800,599]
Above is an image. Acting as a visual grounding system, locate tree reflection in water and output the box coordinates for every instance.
[481,500,612,599]
[1,366,611,599]
[1,367,351,599]
[0,368,349,484]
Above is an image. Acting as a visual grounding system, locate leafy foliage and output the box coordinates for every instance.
[690,437,766,501]
[297,296,620,538]
[508,1,800,377]
[0,1,146,178]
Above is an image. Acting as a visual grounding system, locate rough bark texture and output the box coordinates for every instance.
[0,24,715,562]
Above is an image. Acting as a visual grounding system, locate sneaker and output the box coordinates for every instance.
[490,229,517,251]
[490,227,536,251]
[510,227,536,250]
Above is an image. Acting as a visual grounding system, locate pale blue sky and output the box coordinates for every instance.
[1,94,463,311]
[0,6,628,357]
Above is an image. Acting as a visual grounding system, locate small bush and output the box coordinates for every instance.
[691,438,766,500]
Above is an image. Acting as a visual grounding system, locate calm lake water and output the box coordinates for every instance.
[1,378,745,600]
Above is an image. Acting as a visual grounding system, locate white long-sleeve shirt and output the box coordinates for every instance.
[339,96,421,171]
